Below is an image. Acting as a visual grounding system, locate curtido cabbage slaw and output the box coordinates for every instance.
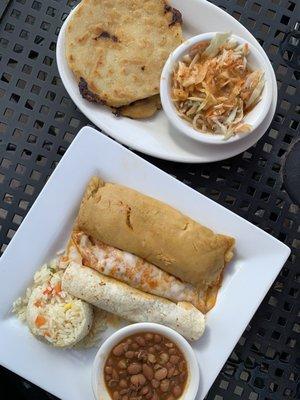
[171,33,265,140]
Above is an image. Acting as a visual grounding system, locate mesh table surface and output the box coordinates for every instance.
[0,0,299,399]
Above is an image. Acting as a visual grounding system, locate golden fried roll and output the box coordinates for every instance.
[76,177,235,302]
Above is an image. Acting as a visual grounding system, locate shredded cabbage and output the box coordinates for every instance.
[203,32,231,58]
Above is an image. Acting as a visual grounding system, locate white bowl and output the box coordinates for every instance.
[160,32,273,145]
[92,322,200,400]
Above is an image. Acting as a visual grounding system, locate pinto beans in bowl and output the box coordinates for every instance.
[92,323,200,400]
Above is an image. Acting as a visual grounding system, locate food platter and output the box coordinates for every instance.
[56,0,277,163]
[0,127,290,400]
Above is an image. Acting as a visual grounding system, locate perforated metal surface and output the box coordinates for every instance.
[0,1,299,399]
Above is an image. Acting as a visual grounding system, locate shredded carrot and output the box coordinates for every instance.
[44,331,51,337]
[35,315,47,328]
[53,282,62,294]
[43,287,52,295]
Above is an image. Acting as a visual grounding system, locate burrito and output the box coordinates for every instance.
[70,231,206,312]
[62,263,205,341]
[76,177,235,294]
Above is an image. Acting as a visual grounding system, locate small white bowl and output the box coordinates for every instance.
[160,32,273,145]
[92,323,199,400]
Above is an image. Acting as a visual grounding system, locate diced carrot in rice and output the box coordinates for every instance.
[35,315,47,327]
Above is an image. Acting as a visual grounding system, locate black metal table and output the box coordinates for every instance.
[0,1,299,399]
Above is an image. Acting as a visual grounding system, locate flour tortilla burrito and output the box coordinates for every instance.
[62,263,205,341]
[70,231,206,312]
[76,177,235,294]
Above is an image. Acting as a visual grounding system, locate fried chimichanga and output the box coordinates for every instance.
[76,177,235,311]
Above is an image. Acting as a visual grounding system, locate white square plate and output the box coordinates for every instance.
[0,127,290,400]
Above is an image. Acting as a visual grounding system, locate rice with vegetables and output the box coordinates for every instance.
[172,32,265,139]
[13,258,108,348]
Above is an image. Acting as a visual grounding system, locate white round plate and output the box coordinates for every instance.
[57,0,277,163]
